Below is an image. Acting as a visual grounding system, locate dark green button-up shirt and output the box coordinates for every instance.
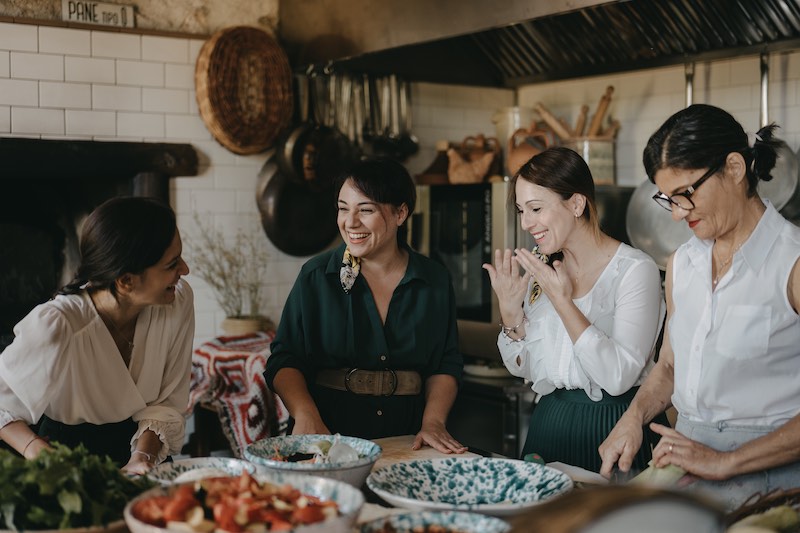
[265,242,462,439]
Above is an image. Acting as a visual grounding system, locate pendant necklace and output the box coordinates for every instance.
[103,310,135,352]
[712,241,744,289]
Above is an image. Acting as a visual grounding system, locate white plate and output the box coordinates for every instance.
[146,457,257,484]
[463,364,510,378]
[366,457,573,517]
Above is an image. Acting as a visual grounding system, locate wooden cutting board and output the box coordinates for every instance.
[371,435,480,472]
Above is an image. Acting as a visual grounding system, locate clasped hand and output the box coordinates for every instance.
[482,248,574,308]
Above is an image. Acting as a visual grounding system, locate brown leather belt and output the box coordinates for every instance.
[315,368,422,396]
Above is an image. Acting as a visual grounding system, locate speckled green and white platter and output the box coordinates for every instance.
[360,510,511,533]
[245,434,381,471]
[146,457,258,484]
[366,457,573,517]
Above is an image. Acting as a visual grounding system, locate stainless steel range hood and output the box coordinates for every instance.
[279,0,800,88]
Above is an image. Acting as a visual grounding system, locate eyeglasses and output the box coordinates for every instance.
[651,159,725,212]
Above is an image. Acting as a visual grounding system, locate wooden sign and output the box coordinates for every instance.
[61,0,135,28]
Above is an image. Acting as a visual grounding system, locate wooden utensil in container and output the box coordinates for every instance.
[587,86,615,137]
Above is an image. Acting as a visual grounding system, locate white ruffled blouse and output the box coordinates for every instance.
[498,243,665,402]
[0,280,194,463]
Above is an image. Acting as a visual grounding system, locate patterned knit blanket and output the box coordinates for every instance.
[189,332,288,458]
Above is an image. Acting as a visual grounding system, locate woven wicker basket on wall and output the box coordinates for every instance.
[195,26,293,155]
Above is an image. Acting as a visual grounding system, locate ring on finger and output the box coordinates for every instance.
[669,443,674,453]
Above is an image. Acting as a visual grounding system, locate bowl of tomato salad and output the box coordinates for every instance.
[124,470,364,533]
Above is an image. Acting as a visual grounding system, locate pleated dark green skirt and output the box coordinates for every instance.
[521,387,669,473]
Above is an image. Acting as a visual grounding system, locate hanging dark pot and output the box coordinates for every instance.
[256,155,340,257]
[276,72,360,190]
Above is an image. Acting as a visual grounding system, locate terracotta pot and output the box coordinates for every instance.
[221,317,264,336]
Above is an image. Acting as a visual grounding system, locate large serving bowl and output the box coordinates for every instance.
[147,456,261,484]
[124,470,365,533]
[244,434,382,487]
[360,510,511,533]
[366,457,573,517]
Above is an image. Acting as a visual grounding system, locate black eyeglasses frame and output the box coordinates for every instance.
[651,158,726,212]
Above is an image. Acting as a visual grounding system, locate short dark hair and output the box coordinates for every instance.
[59,196,177,296]
[513,147,599,232]
[335,157,416,244]
[643,103,783,197]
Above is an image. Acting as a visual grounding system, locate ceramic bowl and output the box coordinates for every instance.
[366,457,573,517]
[124,470,365,533]
[244,434,382,487]
[360,511,511,533]
[146,456,260,484]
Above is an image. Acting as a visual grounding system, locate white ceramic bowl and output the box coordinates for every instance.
[244,434,382,487]
[124,470,365,533]
[146,457,260,484]
[360,511,511,533]
[366,457,573,517]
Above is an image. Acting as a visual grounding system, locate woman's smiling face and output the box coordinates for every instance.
[337,178,407,258]
[515,178,578,255]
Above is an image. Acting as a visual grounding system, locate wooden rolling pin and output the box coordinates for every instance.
[534,102,573,141]
[574,105,589,137]
[587,86,614,137]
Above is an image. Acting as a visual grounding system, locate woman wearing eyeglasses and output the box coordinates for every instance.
[599,104,800,509]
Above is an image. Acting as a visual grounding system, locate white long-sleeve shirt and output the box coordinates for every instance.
[0,280,194,462]
[498,243,665,401]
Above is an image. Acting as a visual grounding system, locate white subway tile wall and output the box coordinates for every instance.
[2,23,800,346]
[39,26,91,56]
[0,105,9,132]
[65,109,116,136]
[0,51,8,77]
[40,81,91,109]
[0,22,37,51]
[116,60,165,87]
[10,52,63,81]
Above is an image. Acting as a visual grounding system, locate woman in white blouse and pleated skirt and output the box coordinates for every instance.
[483,147,666,473]
[0,197,193,474]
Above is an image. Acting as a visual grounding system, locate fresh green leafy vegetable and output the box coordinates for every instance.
[0,443,153,530]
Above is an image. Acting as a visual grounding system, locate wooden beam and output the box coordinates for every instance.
[0,138,198,180]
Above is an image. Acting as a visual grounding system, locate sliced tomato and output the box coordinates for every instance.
[213,501,243,533]
[291,505,325,524]
[131,495,172,527]
[163,485,201,522]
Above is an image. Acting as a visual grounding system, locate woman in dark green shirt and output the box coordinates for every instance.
[265,157,466,454]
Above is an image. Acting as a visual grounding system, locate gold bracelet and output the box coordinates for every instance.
[500,316,528,335]
[132,450,154,463]
[22,435,42,457]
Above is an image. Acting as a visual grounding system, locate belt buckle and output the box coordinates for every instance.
[383,368,398,396]
[344,368,359,393]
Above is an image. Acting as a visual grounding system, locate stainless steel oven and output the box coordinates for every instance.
[408,180,517,358]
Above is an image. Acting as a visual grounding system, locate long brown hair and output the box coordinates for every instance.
[59,197,177,297]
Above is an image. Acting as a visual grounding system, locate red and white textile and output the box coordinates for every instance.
[189,332,288,457]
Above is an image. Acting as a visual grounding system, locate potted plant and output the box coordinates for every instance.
[186,216,271,336]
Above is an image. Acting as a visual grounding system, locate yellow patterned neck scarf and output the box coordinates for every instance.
[529,245,552,305]
[340,247,361,294]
